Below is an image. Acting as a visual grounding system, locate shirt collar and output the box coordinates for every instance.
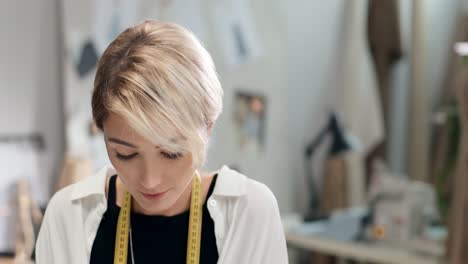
[70,165,247,201]
[212,165,247,197]
[70,165,114,201]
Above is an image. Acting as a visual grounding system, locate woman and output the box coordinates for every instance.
[36,20,288,263]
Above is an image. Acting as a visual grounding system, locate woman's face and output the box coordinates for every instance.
[102,113,195,215]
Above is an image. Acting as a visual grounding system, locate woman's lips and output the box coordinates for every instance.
[141,190,168,200]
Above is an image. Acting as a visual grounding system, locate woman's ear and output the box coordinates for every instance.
[207,122,214,137]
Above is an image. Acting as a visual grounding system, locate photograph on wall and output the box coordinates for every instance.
[234,91,267,153]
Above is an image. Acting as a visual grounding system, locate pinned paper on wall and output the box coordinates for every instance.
[212,0,263,69]
[76,40,99,78]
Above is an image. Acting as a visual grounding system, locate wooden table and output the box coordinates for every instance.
[0,257,13,264]
[287,233,445,264]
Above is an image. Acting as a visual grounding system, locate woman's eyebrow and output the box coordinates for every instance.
[107,137,138,148]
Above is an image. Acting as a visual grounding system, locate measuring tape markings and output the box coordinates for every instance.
[114,172,203,264]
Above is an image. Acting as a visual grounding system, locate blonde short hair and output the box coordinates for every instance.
[92,20,223,168]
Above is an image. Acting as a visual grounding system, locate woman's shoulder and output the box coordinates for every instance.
[36,172,108,261]
[214,167,282,242]
[244,178,280,214]
[37,184,80,246]
[43,182,81,221]
[216,166,279,215]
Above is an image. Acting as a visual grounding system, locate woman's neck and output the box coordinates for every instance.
[114,172,215,217]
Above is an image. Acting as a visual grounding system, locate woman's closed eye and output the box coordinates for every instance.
[115,151,183,161]
[161,151,183,160]
[115,152,138,160]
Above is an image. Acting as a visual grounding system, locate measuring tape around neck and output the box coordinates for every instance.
[114,172,204,264]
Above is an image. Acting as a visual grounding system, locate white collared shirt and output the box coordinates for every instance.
[36,165,289,263]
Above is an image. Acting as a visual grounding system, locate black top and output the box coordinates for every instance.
[90,174,219,264]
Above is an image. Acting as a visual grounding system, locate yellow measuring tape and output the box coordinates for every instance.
[114,172,204,264]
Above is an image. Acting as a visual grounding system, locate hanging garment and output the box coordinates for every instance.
[447,66,468,264]
[367,0,403,134]
[430,15,468,188]
[340,0,385,153]
[337,0,385,206]
[366,0,403,187]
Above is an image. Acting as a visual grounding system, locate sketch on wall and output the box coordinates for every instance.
[212,0,262,69]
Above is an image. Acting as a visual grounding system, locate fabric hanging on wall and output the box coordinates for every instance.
[447,67,468,264]
[366,0,403,185]
[430,14,468,264]
[367,0,403,136]
[430,15,468,186]
[336,0,384,206]
[340,0,384,153]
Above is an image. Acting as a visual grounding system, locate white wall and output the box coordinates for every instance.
[205,0,293,212]
[278,0,347,213]
[207,0,351,214]
[0,0,64,201]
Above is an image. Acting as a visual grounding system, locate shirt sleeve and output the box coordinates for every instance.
[245,181,289,263]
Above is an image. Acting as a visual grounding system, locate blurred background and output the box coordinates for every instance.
[1,0,468,263]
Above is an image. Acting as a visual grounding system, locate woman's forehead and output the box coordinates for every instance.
[103,114,145,143]
[103,112,184,148]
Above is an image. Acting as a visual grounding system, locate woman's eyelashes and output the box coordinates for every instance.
[115,152,138,160]
[115,151,183,161]
[161,151,183,160]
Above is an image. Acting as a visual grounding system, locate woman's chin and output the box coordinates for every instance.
[133,195,175,216]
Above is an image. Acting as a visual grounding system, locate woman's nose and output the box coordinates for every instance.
[140,161,163,191]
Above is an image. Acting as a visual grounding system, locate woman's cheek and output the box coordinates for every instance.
[111,159,138,181]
